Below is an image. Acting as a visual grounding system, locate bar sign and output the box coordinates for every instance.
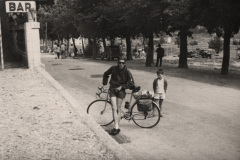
[5,1,36,13]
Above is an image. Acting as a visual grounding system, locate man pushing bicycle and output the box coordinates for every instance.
[102,54,135,135]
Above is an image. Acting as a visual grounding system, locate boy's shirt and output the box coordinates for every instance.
[153,77,168,93]
[61,44,66,51]
[155,78,165,94]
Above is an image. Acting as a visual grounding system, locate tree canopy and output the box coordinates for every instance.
[38,0,240,74]
[190,0,240,74]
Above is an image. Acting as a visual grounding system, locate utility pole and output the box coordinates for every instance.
[45,22,47,52]
[0,17,4,70]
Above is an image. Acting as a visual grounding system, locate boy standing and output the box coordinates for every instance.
[153,69,168,117]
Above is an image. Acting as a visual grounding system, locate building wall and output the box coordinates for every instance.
[0,0,17,62]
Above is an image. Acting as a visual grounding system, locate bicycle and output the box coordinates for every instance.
[87,86,161,128]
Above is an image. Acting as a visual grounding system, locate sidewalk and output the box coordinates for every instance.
[0,64,132,160]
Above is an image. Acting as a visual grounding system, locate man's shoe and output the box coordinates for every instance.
[109,128,120,135]
[160,113,163,117]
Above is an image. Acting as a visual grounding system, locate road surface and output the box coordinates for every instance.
[41,53,240,160]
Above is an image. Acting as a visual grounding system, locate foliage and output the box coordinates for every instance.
[190,26,207,34]
[38,0,240,74]
[38,0,80,41]
[166,0,196,68]
[189,40,198,45]
[190,0,240,74]
[84,39,101,57]
[174,37,180,46]
[208,37,223,53]
[159,37,166,44]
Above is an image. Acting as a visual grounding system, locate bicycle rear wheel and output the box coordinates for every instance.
[87,99,114,126]
[130,101,160,128]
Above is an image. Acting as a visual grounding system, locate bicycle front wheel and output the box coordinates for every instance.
[87,99,114,126]
[130,101,161,128]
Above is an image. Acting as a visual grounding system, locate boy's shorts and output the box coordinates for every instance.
[110,88,126,99]
[154,93,165,100]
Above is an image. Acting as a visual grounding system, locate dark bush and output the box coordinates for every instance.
[233,39,240,45]
[174,37,180,47]
[189,40,198,45]
[208,37,223,53]
[160,37,165,44]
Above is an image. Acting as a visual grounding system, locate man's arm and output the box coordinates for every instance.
[102,67,113,85]
[121,70,135,90]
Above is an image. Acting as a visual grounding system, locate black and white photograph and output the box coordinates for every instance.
[0,0,240,159]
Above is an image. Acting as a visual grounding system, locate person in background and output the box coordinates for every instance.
[155,44,165,67]
[69,44,74,58]
[153,69,168,117]
[133,47,138,58]
[74,46,78,58]
[102,55,135,135]
[53,42,58,59]
[60,43,66,59]
[56,44,61,59]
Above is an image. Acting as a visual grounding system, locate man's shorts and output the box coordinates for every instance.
[110,88,126,99]
[154,93,166,100]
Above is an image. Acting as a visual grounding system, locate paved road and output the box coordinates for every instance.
[41,53,240,160]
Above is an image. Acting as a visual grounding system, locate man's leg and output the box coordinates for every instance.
[160,57,162,67]
[116,97,124,125]
[156,56,159,66]
[110,96,119,129]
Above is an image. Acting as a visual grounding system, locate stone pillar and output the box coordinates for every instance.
[24,22,41,68]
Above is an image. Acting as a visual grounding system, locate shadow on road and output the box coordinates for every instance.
[77,58,240,90]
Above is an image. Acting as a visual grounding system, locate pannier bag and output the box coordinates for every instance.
[137,99,153,112]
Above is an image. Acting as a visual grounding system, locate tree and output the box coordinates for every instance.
[38,0,81,54]
[127,0,169,66]
[208,37,223,54]
[190,0,240,75]
[166,0,195,68]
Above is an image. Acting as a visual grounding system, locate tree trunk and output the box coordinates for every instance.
[101,37,107,59]
[72,38,77,57]
[92,37,97,59]
[67,36,69,56]
[178,29,188,68]
[148,32,154,64]
[102,37,107,51]
[145,46,151,67]
[126,36,132,60]
[57,33,60,45]
[221,28,231,75]
[82,37,85,52]
[72,38,76,48]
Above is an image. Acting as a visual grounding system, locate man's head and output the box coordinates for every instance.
[158,44,161,47]
[118,54,126,69]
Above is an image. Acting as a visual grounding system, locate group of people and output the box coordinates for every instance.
[53,43,82,59]
[53,42,67,59]
[102,45,168,135]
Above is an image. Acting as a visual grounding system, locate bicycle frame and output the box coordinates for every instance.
[96,86,160,111]
[89,86,162,128]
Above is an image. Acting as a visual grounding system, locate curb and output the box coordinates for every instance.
[35,67,134,160]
